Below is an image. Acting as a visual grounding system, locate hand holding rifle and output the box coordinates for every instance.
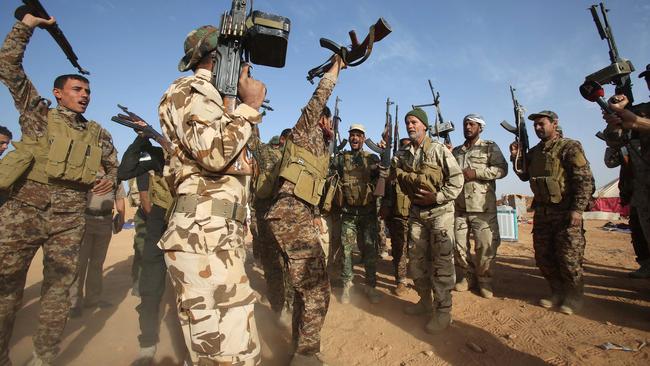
[111,105,173,154]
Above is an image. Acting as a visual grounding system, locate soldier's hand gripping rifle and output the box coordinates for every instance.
[306,18,392,83]
[110,105,173,155]
[412,80,454,146]
[500,86,529,174]
[14,0,89,75]
[329,96,348,155]
[212,0,290,112]
[365,98,394,197]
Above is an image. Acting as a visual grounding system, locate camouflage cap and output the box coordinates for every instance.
[527,110,558,121]
[269,135,281,145]
[348,123,366,134]
[178,25,219,72]
[639,64,650,78]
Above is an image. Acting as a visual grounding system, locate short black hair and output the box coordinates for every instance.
[53,74,90,89]
[0,125,12,139]
[281,128,292,138]
[322,106,331,118]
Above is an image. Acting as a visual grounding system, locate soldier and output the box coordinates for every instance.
[380,137,412,296]
[333,124,382,304]
[0,14,118,365]
[266,55,345,365]
[118,133,175,364]
[0,125,11,156]
[510,110,593,315]
[452,114,508,298]
[158,25,266,365]
[249,127,294,327]
[393,108,463,334]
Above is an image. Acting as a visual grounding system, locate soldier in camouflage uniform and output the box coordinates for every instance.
[333,124,382,304]
[158,25,266,365]
[0,15,118,365]
[249,128,294,327]
[603,64,650,278]
[266,55,345,365]
[452,114,508,298]
[380,138,412,297]
[510,110,594,315]
[392,108,463,334]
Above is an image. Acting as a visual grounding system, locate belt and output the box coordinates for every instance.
[85,208,113,217]
[174,195,246,223]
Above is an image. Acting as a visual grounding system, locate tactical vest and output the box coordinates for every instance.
[527,139,569,205]
[340,151,375,207]
[0,109,101,190]
[278,139,330,206]
[148,172,174,210]
[396,148,444,202]
[254,146,283,200]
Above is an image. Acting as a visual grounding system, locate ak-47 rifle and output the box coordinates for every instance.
[307,18,392,83]
[365,98,394,197]
[392,104,399,156]
[14,0,89,75]
[213,0,290,112]
[110,104,173,155]
[330,96,348,155]
[412,80,454,146]
[500,86,529,174]
[579,1,634,108]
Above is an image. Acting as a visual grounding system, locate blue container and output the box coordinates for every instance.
[497,205,518,242]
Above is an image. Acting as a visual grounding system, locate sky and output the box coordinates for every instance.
[0,0,649,195]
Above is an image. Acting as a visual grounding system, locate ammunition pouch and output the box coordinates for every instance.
[396,163,443,201]
[527,139,568,205]
[278,140,329,206]
[0,141,34,190]
[530,176,563,204]
[149,173,174,210]
[319,174,339,214]
[245,11,291,68]
[394,184,411,217]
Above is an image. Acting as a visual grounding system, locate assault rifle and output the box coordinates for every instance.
[579,1,634,108]
[412,80,454,146]
[307,18,392,83]
[213,0,290,112]
[110,104,173,155]
[392,105,399,155]
[365,98,394,197]
[330,96,348,155]
[500,86,529,174]
[14,0,89,75]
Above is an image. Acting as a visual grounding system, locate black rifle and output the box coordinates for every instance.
[307,18,392,83]
[580,1,634,106]
[365,98,394,197]
[213,0,290,112]
[500,86,529,174]
[392,104,399,155]
[14,0,89,75]
[412,80,454,145]
[110,104,173,155]
[330,96,348,155]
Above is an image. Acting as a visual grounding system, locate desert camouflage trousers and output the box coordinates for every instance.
[532,207,586,301]
[267,196,330,356]
[0,198,85,364]
[453,211,501,284]
[388,215,409,284]
[408,205,456,313]
[163,217,260,365]
[340,212,378,287]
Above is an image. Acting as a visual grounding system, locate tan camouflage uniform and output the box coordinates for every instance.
[266,73,337,356]
[158,68,261,365]
[452,139,508,286]
[0,21,118,364]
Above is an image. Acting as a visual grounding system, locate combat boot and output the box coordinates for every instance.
[26,352,51,366]
[629,262,650,279]
[290,353,328,366]
[404,291,433,315]
[539,293,563,309]
[454,278,469,292]
[340,282,352,304]
[479,283,493,299]
[425,311,452,334]
[132,345,156,366]
[364,286,382,304]
[559,291,583,315]
[394,282,408,297]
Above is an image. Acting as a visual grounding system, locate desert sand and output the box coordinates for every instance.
[7,212,650,366]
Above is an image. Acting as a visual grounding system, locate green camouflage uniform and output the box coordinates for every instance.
[0,22,118,364]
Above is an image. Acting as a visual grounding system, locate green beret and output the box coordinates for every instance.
[405,108,429,129]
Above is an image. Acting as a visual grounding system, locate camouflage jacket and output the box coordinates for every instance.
[394,136,463,213]
[0,21,117,213]
[516,137,593,213]
[452,138,508,213]
[266,73,337,219]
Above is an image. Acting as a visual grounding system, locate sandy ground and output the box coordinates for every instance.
[7,212,650,366]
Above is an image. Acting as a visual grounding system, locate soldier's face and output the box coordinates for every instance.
[405,115,427,143]
[533,117,558,141]
[53,79,91,114]
[348,130,365,151]
[463,120,481,140]
[0,133,9,156]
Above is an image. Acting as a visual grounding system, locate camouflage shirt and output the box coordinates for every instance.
[0,21,118,213]
[452,138,508,213]
[248,132,283,209]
